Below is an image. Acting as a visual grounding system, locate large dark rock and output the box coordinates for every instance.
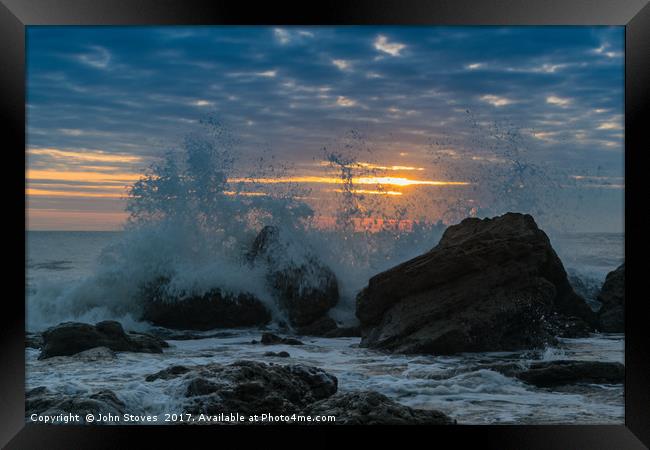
[39,321,168,359]
[356,213,597,355]
[26,386,126,421]
[303,391,454,425]
[141,278,271,330]
[597,264,624,332]
[516,360,624,387]
[248,226,339,327]
[144,360,337,417]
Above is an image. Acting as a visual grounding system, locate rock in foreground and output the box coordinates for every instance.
[39,321,168,359]
[516,360,624,387]
[597,264,624,332]
[248,226,339,328]
[303,391,454,425]
[26,386,126,421]
[356,213,597,355]
[145,360,337,417]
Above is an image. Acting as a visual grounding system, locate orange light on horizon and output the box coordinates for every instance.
[230,176,469,187]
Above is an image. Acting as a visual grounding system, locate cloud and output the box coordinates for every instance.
[466,63,484,70]
[374,35,406,56]
[76,46,111,69]
[593,44,623,58]
[546,95,572,107]
[331,59,351,71]
[274,28,291,44]
[335,96,357,107]
[597,121,623,130]
[191,99,214,107]
[480,95,513,107]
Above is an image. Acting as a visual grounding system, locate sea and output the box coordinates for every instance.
[25,230,625,424]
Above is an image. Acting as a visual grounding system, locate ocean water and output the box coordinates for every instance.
[25,230,625,425]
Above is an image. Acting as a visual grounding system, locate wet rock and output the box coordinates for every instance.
[26,332,43,349]
[39,321,169,359]
[516,360,624,387]
[141,278,271,330]
[248,226,339,327]
[303,391,454,425]
[145,365,191,382]
[26,386,126,420]
[597,264,624,332]
[260,332,303,345]
[144,360,337,416]
[295,316,362,338]
[356,213,597,355]
[263,351,290,358]
[295,316,338,336]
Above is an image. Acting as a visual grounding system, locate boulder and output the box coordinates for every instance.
[144,360,337,417]
[263,351,290,358]
[516,360,624,387]
[26,386,126,421]
[260,332,303,345]
[294,316,361,338]
[356,213,597,355]
[303,391,454,425]
[39,321,168,359]
[248,226,339,327]
[141,278,271,330]
[597,264,624,332]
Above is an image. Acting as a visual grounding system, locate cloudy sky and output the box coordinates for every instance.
[26,26,624,231]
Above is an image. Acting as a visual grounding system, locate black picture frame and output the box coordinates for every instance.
[2,0,648,448]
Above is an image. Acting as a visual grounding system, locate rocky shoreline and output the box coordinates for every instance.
[26,213,625,424]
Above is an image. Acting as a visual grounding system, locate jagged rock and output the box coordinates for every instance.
[26,386,126,420]
[39,321,168,359]
[260,333,303,345]
[248,226,339,327]
[144,360,337,417]
[516,360,624,387]
[303,391,454,425]
[356,213,597,355]
[140,278,271,330]
[597,264,624,332]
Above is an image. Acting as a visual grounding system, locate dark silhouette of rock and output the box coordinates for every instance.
[303,391,454,425]
[248,226,339,327]
[140,277,271,330]
[516,360,624,387]
[39,321,168,359]
[356,213,597,355]
[294,316,362,337]
[263,351,290,358]
[26,386,126,421]
[144,360,337,417]
[597,264,624,332]
[260,332,303,345]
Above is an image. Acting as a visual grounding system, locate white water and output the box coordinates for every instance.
[25,124,624,424]
[25,328,624,424]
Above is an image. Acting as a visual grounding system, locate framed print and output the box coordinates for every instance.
[1,0,649,448]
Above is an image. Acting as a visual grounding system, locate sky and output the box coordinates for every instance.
[26,26,624,232]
